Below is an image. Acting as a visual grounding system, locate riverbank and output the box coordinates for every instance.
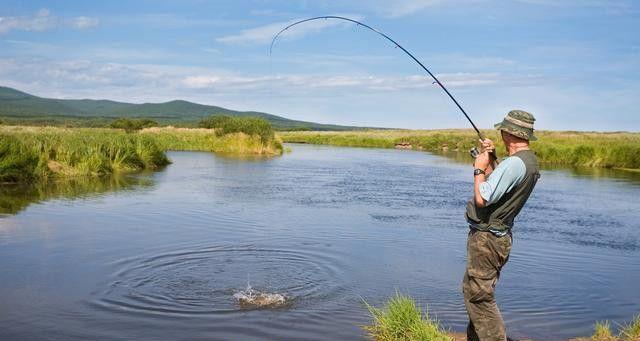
[0,125,283,182]
[279,130,640,171]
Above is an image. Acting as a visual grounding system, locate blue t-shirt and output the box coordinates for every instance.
[479,156,526,205]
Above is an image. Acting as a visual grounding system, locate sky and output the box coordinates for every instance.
[0,0,638,131]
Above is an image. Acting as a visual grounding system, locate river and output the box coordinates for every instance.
[1,144,639,340]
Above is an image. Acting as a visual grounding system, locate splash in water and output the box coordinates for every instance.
[233,283,287,309]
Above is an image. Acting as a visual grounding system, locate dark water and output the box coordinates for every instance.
[1,144,639,341]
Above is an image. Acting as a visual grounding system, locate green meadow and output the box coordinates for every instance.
[280,130,640,171]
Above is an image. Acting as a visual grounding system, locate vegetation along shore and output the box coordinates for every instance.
[364,294,640,341]
[0,117,282,183]
[280,130,640,171]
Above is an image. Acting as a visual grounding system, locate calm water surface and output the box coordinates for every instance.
[1,144,639,340]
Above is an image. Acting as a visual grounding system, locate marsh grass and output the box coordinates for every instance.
[620,315,640,341]
[363,293,452,341]
[0,126,169,181]
[280,129,640,170]
[592,321,616,341]
[573,315,640,341]
[0,134,39,183]
[198,115,276,144]
[0,125,282,183]
[140,127,283,155]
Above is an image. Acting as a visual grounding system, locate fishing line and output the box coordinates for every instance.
[269,15,486,141]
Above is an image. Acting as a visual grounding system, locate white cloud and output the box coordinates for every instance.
[217,14,364,45]
[0,57,529,105]
[0,9,99,35]
[72,16,100,29]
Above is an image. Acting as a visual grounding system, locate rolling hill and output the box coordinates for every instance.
[0,86,361,130]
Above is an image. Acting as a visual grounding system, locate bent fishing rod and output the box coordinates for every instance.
[270,15,491,158]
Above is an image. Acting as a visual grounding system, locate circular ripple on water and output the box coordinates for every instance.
[88,244,347,316]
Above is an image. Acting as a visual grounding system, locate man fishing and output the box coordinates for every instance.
[463,110,540,341]
[270,18,541,339]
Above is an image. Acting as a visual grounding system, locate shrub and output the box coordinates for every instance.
[110,118,158,132]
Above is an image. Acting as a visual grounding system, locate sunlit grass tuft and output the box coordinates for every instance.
[363,293,452,341]
[620,315,640,341]
[592,321,616,341]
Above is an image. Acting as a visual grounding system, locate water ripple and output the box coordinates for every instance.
[87,244,349,317]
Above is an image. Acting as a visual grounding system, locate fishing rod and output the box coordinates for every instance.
[270,16,490,156]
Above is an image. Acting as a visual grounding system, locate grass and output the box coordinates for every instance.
[575,315,640,341]
[0,125,283,183]
[0,126,170,181]
[279,129,640,170]
[140,126,283,155]
[0,134,39,182]
[198,115,276,144]
[363,293,452,341]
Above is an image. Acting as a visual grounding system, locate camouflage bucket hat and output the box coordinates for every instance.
[494,109,537,141]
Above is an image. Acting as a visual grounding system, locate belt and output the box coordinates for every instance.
[468,223,511,237]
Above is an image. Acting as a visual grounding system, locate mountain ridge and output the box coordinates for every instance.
[0,86,364,130]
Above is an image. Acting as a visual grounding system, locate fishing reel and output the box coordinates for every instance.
[469,147,480,159]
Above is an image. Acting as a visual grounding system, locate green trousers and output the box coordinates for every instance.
[462,229,512,341]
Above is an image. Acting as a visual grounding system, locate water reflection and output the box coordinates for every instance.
[0,174,154,215]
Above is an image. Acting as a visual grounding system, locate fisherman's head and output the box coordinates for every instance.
[494,110,536,150]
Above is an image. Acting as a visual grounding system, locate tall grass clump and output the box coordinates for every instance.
[592,321,616,341]
[0,126,170,182]
[0,135,39,183]
[199,115,275,144]
[620,315,640,341]
[142,126,283,155]
[578,315,640,341]
[363,293,452,341]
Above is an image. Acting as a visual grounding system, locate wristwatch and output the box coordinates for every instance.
[474,168,486,176]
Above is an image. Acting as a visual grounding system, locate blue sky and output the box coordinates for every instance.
[0,1,638,130]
